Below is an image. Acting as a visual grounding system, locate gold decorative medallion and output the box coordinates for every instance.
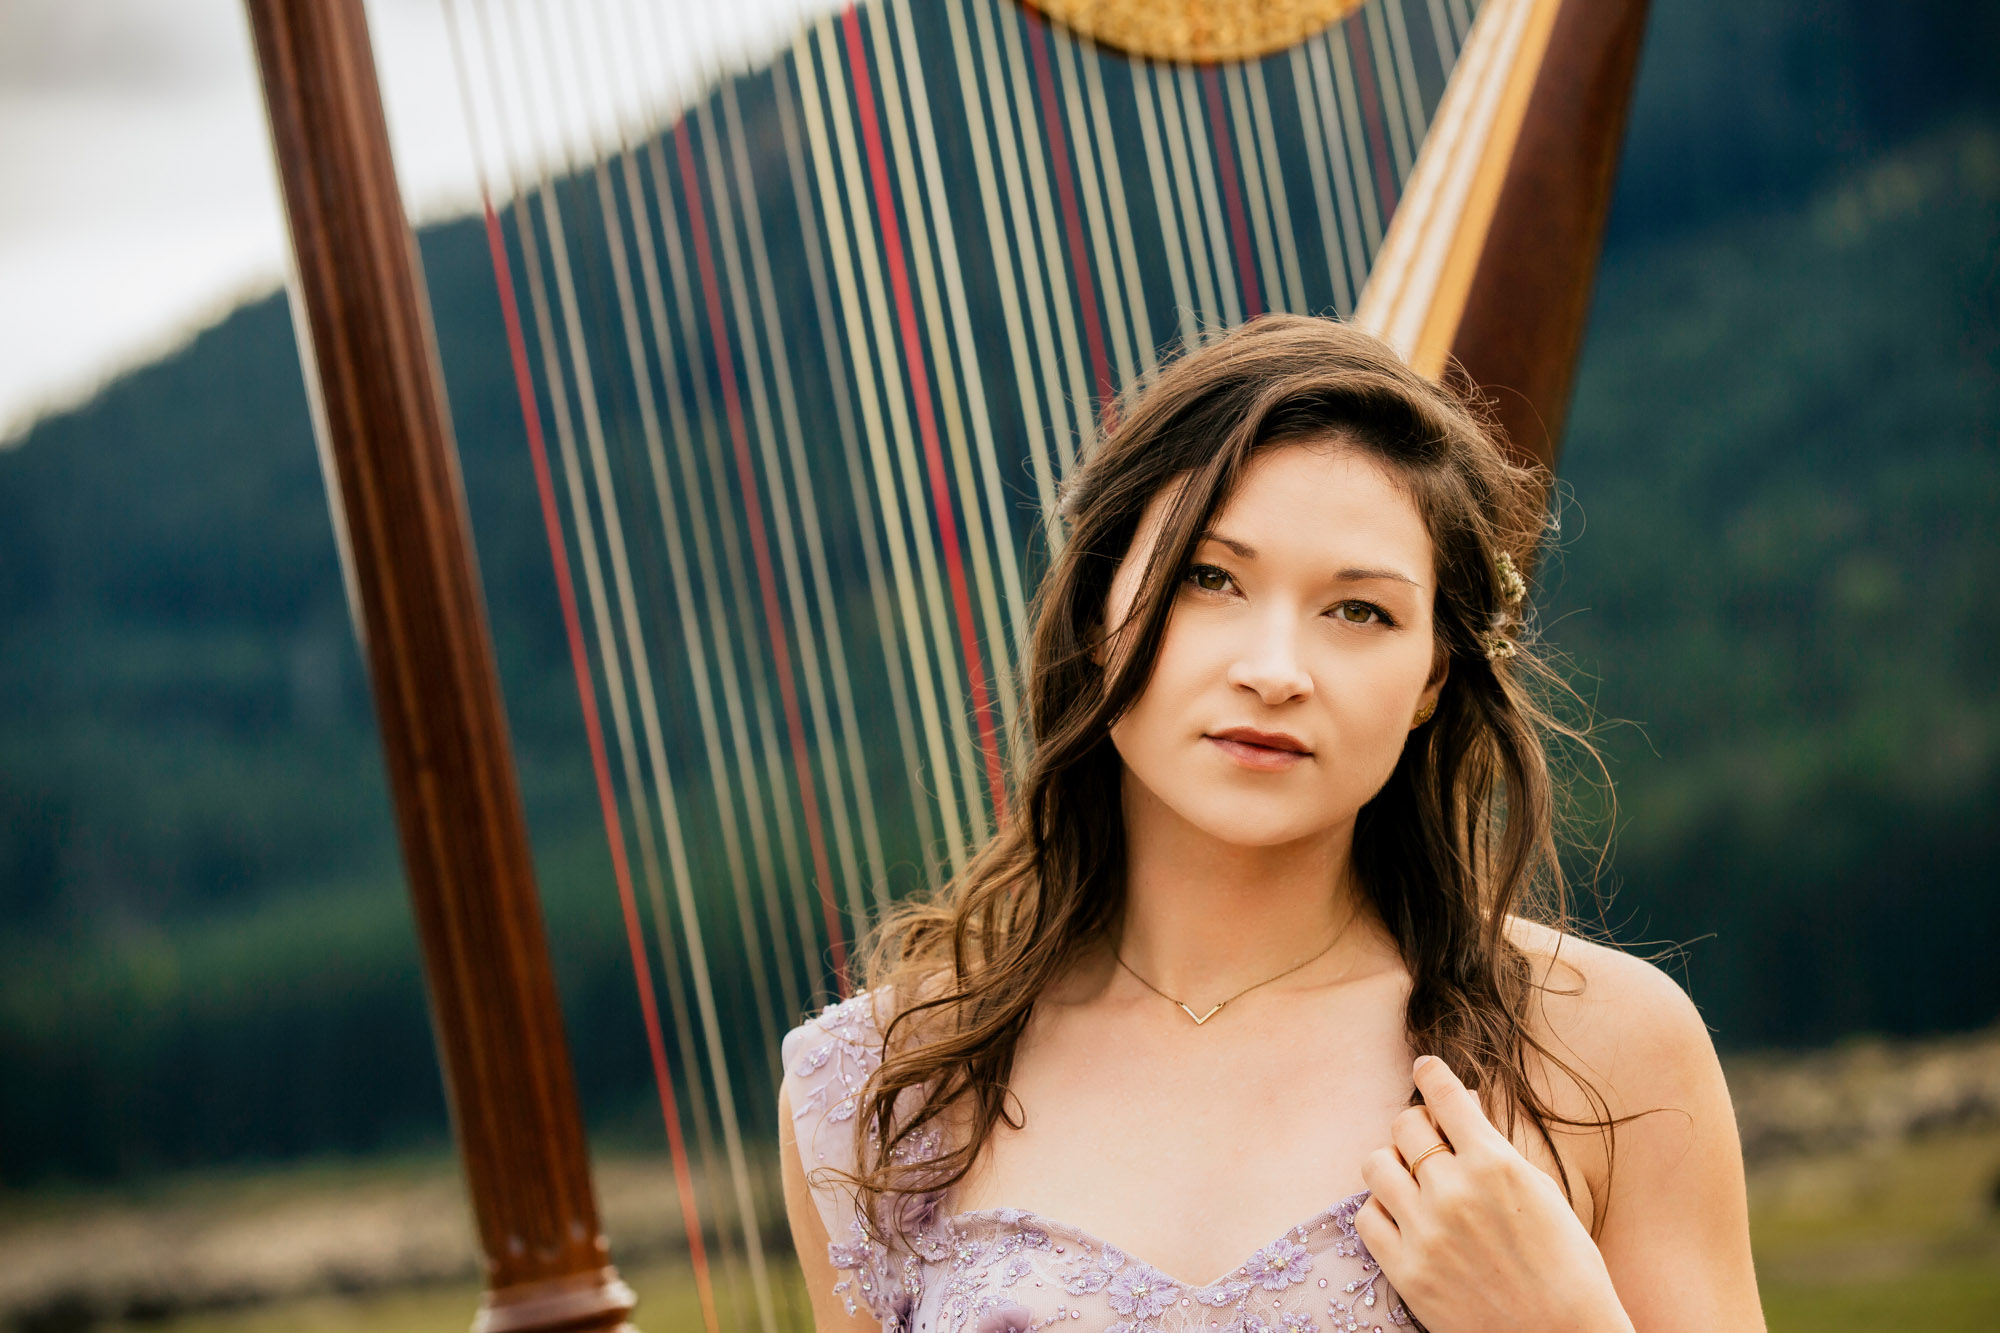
[1021,0,1369,63]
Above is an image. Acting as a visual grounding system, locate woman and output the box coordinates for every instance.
[779,317,1762,1332]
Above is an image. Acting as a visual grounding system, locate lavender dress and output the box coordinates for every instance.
[784,994,1416,1333]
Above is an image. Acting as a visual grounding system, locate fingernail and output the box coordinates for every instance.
[1414,1055,1435,1072]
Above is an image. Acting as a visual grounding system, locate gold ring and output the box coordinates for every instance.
[1407,1142,1453,1178]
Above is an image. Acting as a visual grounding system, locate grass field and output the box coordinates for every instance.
[32,1123,1993,1332]
[1751,1124,2000,1331]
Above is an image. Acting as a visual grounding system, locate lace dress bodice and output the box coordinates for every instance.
[783,994,1416,1333]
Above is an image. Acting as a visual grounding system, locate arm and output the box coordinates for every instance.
[1355,934,1763,1332]
[779,1082,882,1333]
[778,1082,882,1333]
[1573,947,1764,1330]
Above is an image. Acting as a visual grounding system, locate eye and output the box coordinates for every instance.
[1331,600,1395,627]
[1185,563,1235,594]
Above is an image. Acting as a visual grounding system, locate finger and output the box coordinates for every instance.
[1351,1196,1403,1270]
[1413,1055,1509,1154]
[1360,1145,1421,1222]
[1389,1104,1446,1168]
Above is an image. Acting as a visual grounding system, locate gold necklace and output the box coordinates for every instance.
[1114,930,1344,1026]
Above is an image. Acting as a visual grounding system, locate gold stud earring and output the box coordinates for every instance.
[1412,700,1436,728]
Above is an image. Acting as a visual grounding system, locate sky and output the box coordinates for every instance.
[0,0,842,444]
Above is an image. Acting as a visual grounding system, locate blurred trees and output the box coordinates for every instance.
[1,1,1995,1182]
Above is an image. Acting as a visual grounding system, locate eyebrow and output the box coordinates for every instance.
[1200,530,1423,588]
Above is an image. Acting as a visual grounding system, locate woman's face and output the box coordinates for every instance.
[1106,440,1446,850]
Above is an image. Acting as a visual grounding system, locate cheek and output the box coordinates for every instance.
[1106,619,1210,751]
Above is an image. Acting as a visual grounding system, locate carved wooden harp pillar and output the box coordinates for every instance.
[244,1,634,1330]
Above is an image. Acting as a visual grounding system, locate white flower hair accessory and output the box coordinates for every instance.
[1495,551,1527,605]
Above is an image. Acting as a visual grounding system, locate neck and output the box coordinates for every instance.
[1111,769,1371,1008]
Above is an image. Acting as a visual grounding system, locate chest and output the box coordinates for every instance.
[953,990,1414,1284]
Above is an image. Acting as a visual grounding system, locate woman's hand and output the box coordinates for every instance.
[1354,1055,1633,1333]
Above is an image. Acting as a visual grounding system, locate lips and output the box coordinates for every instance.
[1206,726,1312,771]
[1209,726,1311,753]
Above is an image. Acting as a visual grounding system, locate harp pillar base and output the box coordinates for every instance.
[475,1267,639,1333]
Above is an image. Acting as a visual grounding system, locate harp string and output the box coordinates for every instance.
[1261,64,1316,311]
[1053,27,1142,388]
[1365,0,1416,178]
[835,7,1011,823]
[1179,64,1246,326]
[1021,9,1115,404]
[1156,65,1227,329]
[814,12,995,855]
[684,65,879,977]
[1224,65,1283,312]
[439,7,729,1333]
[1309,35,1373,296]
[772,54,950,893]
[969,0,1088,484]
[1127,59,1200,344]
[1199,65,1266,317]
[430,6,1478,1330]
[1383,0,1430,147]
[566,5,795,1326]
[501,4,742,1286]
[638,94,823,1020]
[938,0,1066,549]
[715,71,897,925]
[599,10,798,1062]
[794,20,978,879]
[884,0,1034,676]
[860,1,1026,759]
[1341,19,1400,224]
[991,0,1096,477]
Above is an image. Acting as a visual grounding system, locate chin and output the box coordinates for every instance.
[1175,800,1338,850]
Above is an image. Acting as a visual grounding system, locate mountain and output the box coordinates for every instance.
[0,0,1995,1183]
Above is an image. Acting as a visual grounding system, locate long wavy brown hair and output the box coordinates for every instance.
[845,315,1609,1237]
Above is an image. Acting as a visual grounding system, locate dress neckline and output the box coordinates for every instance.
[938,1186,1375,1291]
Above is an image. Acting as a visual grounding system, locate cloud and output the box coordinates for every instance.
[0,0,842,444]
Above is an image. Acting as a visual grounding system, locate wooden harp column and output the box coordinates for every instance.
[1354,0,1650,468]
[244,1,635,1330]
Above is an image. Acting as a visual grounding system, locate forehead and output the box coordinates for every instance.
[1206,441,1435,582]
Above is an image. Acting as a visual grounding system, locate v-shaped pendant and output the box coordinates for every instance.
[1178,1002,1225,1026]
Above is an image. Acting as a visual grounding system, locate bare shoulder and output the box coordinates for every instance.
[1503,916,1721,1117]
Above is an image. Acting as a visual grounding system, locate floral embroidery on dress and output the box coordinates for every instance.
[1246,1237,1313,1289]
[785,996,1421,1333]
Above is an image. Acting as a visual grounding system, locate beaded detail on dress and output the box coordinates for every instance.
[782,995,1416,1333]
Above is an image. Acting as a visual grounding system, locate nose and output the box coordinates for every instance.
[1225,610,1313,705]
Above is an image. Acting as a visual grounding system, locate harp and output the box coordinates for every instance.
[242,0,1645,1329]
